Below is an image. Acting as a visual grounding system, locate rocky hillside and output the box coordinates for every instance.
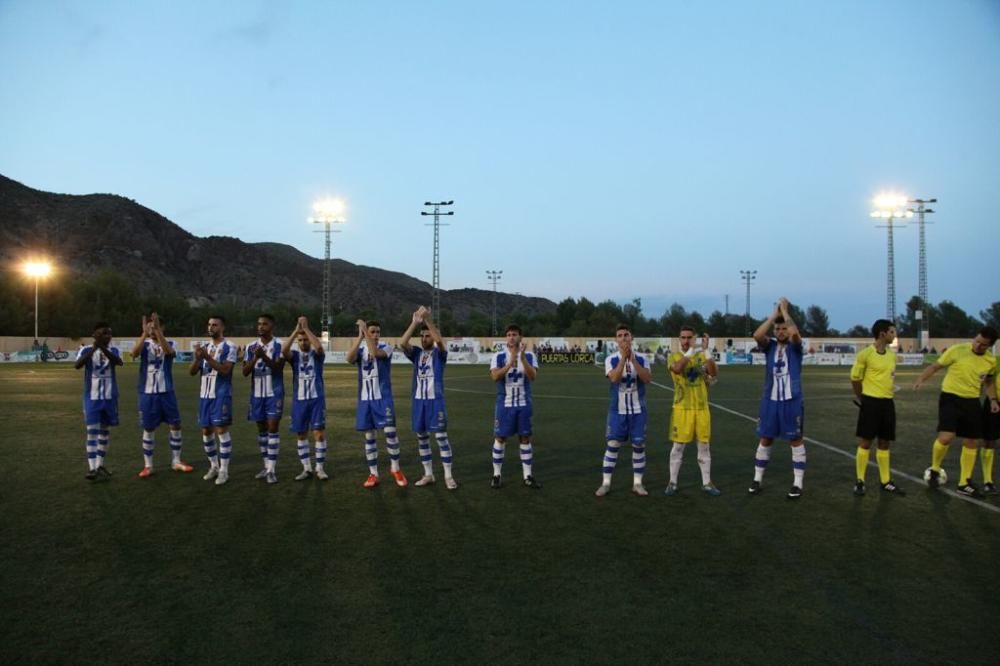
[0,174,555,320]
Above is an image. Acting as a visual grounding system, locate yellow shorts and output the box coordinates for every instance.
[670,407,711,443]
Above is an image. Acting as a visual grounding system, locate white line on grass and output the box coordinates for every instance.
[650,380,1000,515]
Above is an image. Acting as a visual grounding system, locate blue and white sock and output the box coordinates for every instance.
[417,433,432,475]
[436,433,454,479]
[266,434,279,473]
[142,430,156,468]
[632,442,646,485]
[754,443,772,483]
[492,439,506,476]
[602,440,621,485]
[519,442,534,479]
[86,425,99,470]
[791,444,806,488]
[218,432,232,472]
[364,430,378,475]
[97,429,110,467]
[385,427,400,473]
[315,437,327,472]
[203,434,218,467]
[169,429,183,464]
[297,438,312,471]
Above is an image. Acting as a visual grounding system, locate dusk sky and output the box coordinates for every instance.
[1,1,998,330]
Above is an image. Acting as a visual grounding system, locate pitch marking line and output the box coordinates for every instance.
[650,380,1000,514]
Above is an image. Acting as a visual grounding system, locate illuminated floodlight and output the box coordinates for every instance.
[309,198,346,223]
[23,261,52,278]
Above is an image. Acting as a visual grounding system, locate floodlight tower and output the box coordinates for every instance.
[308,198,346,340]
[740,270,757,336]
[910,197,936,347]
[486,270,503,336]
[23,260,52,341]
[870,193,913,323]
[421,200,455,317]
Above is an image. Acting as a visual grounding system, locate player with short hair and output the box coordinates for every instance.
[400,307,459,490]
[980,352,1000,495]
[748,298,807,499]
[850,319,905,496]
[132,313,193,477]
[347,319,407,488]
[75,322,123,480]
[489,323,541,489]
[189,316,238,486]
[665,326,721,497]
[243,314,285,484]
[282,316,328,481]
[596,323,651,497]
[914,326,998,497]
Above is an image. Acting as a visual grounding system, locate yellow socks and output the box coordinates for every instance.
[876,449,891,484]
[855,447,871,481]
[981,448,995,485]
[931,440,949,471]
[959,446,978,485]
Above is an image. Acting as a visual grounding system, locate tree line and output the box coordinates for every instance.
[2,270,997,340]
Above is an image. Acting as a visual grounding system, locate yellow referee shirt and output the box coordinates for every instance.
[850,346,896,398]
[939,343,997,399]
[668,351,711,410]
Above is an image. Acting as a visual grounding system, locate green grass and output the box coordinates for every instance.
[1,362,997,664]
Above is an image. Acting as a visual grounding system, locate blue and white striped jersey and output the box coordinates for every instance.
[199,340,238,399]
[355,341,394,401]
[490,349,538,408]
[137,339,175,395]
[290,347,324,401]
[403,346,447,400]
[761,338,803,402]
[244,338,284,399]
[605,352,647,415]
[77,345,120,404]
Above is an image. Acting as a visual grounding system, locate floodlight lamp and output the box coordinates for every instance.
[311,198,346,223]
[23,261,52,278]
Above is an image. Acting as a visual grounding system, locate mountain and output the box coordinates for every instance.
[0,174,556,320]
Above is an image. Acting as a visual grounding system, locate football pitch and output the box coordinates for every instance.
[1,362,997,664]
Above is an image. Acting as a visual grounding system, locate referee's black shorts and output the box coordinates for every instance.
[856,395,895,441]
[983,399,1000,441]
[937,392,983,439]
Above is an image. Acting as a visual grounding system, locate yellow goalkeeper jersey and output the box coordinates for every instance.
[668,351,711,410]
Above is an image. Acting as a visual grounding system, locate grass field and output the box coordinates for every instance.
[1,361,997,664]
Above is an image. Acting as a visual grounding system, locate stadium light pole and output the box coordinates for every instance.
[23,261,52,341]
[308,198,346,342]
[740,270,757,336]
[870,193,914,323]
[421,200,455,318]
[910,197,936,348]
[486,270,503,336]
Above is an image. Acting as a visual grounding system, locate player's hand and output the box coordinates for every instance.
[297,316,308,330]
[991,400,1000,414]
[193,344,204,358]
[912,380,923,391]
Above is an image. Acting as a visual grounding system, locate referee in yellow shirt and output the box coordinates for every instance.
[914,327,999,497]
[850,319,905,496]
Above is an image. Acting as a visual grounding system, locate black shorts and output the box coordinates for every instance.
[856,396,895,441]
[937,392,983,439]
[983,399,1000,441]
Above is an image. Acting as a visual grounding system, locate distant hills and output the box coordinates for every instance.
[0,174,556,321]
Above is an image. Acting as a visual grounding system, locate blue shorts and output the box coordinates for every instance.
[138,392,181,430]
[291,397,326,434]
[412,398,448,433]
[199,396,233,428]
[494,403,533,438]
[248,395,284,422]
[756,397,804,441]
[355,398,396,431]
[605,411,647,444]
[84,399,119,427]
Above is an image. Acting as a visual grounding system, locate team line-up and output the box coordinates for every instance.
[74,298,1000,499]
